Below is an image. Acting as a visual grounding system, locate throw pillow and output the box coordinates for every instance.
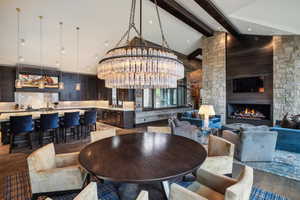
[292,115,300,129]
[281,113,297,129]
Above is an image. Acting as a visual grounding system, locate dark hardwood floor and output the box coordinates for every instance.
[0,121,299,200]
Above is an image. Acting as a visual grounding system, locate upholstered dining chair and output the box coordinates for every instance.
[45,182,149,200]
[170,166,253,200]
[27,143,86,197]
[90,129,116,143]
[147,126,171,134]
[199,135,235,175]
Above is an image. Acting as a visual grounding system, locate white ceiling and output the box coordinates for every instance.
[0,0,201,74]
[0,0,298,74]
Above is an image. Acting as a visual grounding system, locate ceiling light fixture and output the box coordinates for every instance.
[75,27,81,91]
[15,8,23,89]
[97,0,184,89]
[58,22,65,90]
[38,16,45,89]
[247,27,252,32]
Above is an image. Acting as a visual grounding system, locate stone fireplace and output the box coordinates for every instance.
[201,33,300,125]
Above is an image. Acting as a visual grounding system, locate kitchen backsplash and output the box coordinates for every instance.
[15,92,59,109]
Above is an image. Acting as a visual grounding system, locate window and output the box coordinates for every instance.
[154,88,177,108]
[143,89,153,108]
[142,79,187,110]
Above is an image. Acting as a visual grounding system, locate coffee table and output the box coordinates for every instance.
[79,132,207,199]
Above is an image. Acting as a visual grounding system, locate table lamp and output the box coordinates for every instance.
[199,105,215,130]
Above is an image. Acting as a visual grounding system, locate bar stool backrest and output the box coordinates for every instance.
[84,110,97,125]
[64,112,80,127]
[10,115,33,134]
[40,113,59,131]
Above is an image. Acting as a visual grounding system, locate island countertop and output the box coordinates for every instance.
[0,109,85,122]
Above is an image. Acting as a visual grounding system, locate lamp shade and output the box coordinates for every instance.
[199,105,215,116]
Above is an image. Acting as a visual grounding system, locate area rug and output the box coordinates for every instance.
[3,171,289,200]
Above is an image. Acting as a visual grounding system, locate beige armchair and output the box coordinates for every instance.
[200,135,234,175]
[147,126,171,134]
[46,182,148,200]
[90,129,116,143]
[27,143,86,195]
[170,166,253,200]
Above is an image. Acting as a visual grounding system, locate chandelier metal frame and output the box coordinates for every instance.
[97,0,184,89]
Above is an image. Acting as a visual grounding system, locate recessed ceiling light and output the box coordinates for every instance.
[218,27,222,31]
[104,41,109,47]
[247,27,252,32]
[148,20,153,24]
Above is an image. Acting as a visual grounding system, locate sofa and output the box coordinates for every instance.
[181,110,221,129]
[222,126,278,162]
[271,120,300,153]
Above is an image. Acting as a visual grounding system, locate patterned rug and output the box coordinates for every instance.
[3,171,289,200]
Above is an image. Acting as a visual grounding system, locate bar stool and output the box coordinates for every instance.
[38,113,59,145]
[61,112,80,143]
[9,115,34,153]
[81,110,97,138]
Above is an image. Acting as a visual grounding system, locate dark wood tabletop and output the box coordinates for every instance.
[79,132,207,183]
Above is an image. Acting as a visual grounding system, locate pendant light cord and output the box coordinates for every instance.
[39,16,43,78]
[76,27,80,83]
[16,8,20,78]
[59,22,63,81]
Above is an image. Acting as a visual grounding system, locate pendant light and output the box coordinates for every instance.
[97,0,184,89]
[38,16,45,89]
[58,22,64,90]
[15,8,23,88]
[75,27,81,91]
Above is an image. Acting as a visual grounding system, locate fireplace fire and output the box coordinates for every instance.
[227,103,271,123]
[230,107,266,120]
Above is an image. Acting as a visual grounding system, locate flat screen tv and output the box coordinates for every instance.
[233,76,264,93]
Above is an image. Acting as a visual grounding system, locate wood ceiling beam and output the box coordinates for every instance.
[187,48,202,60]
[193,0,240,38]
[149,0,214,37]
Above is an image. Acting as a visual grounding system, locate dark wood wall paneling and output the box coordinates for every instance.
[0,66,16,102]
[226,34,274,104]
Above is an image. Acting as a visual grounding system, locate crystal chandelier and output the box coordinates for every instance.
[97,0,184,89]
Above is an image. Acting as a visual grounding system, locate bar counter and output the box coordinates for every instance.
[0,109,85,122]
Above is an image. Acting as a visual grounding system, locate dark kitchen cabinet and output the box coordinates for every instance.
[97,79,112,101]
[117,89,135,101]
[97,108,134,128]
[0,67,15,102]
[60,73,98,101]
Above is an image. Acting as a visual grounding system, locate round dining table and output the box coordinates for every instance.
[79,132,207,199]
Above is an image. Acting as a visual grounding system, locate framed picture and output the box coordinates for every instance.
[19,73,59,88]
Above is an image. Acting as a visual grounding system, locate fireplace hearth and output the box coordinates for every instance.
[227,103,272,125]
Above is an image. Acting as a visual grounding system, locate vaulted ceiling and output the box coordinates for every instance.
[0,0,298,74]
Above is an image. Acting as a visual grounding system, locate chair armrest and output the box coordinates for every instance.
[136,191,149,200]
[196,168,237,194]
[170,184,208,200]
[55,152,79,168]
[208,135,235,157]
[222,130,240,147]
